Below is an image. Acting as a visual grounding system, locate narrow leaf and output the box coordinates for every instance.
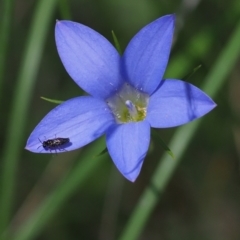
[151,129,175,159]
[183,64,202,80]
[40,96,63,104]
[95,147,108,157]
[111,30,122,55]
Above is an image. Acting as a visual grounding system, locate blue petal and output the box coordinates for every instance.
[55,21,122,99]
[146,79,216,128]
[106,121,150,182]
[26,97,115,153]
[122,15,175,95]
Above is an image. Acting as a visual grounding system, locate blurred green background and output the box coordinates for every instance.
[0,0,240,239]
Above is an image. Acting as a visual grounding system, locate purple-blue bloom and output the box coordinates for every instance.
[26,14,216,182]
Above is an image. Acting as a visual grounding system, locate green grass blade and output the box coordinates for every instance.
[0,0,14,100]
[183,64,202,80]
[40,96,64,104]
[8,137,106,240]
[151,130,175,159]
[118,18,240,240]
[0,0,58,234]
[111,30,122,55]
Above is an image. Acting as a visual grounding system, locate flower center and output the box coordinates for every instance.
[106,83,149,123]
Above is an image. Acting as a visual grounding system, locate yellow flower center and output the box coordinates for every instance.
[106,83,149,123]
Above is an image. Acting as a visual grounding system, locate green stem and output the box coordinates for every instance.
[119,17,240,240]
[0,0,58,234]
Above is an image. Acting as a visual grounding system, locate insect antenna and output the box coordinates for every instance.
[37,138,43,150]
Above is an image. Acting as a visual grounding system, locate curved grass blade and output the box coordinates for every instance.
[40,96,63,104]
[183,64,202,80]
[151,129,175,159]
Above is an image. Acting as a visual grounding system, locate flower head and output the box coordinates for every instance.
[26,15,216,182]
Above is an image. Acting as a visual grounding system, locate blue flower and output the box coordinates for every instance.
[26,14,216,182]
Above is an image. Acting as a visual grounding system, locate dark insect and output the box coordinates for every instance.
[38,137,70,153]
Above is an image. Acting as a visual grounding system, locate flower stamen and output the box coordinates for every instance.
[125,100,138,119]
[106,83,149,123]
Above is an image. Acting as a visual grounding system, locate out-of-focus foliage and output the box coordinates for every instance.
[0,0,240,240]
